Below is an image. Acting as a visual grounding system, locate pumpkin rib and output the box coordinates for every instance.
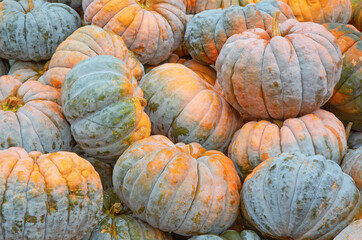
[19,110,45,152]
[127,9,146,49]
[333,55,360,95]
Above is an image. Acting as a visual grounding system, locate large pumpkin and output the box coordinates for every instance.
[140,63,242,153]
[184,0,295,65]
[112,135,241,236]
[0,147,103,240]
[0,0,81,61]
[241,152,361,240]
[8,61,49,83]
[228,109,347,180]
[323,23,362,131]
[39,25,144,88]
[216,16,342,121]
[61,55,151,163]
[0,75,73,152]
[341,147,361,192]
[83,0,186,65]
[334,219,362,240]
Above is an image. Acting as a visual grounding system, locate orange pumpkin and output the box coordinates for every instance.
[352,2,362,31]
[8,61,49,83]
[184,0,240,14]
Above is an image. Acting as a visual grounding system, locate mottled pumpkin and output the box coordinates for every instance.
[8,61,49,83]
[334,219,362,240]
[0,75,73,152]
[0,147,103,240]
[140,63,242,153]
[61,55,151,163]
[189,230,261,240]
[216,17,342,121]
[83,0,186,65]
[184,0,240,14]
[323,23,362,131]
[0,0,81,61]
[341,147,361,192]
[113,135,241,236]
[0,58,9,76]
[241,152,361,240]
[184,0,295,65]
[352,3,362,31]
[228,109,347,180]
[39,25,144,88]
[348,131,362,149]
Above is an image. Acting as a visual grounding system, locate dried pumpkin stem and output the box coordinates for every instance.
[137,97,147,108]
[345,122,353,142]
[109,203,123,216]
[273,119,283,128]
[27,0,34,12]
[1,96,23,112]
[272,11,281,37]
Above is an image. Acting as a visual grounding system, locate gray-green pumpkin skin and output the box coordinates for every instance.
[189,230,261,240]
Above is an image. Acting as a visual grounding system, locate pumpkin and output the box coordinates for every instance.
[228,109,347,180]
[0,0,81,61]
[0,58,9,76]
[83,0,186,65]
[184,0,295,65]
[39,25,144,89]
[46,0,82,10]
[334,219,362,240]
[241,152,361,240]
[140,63,242,153]
[0,75,73,152]
[8,61,49,83]
[348,131,362,149]
[112,135,241,236]
[323,23,362,131]
[184,0,240,14]
[341,147,361,192]
[352,3,362,31]
[216,14,342,121]
[189,230,261,240]
[0,147,103,240]
[61,55,151,163]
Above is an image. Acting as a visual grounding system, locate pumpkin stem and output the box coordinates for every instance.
[180,143,207,158]
[38,60,50,75]
[109,203,123,216]
[1,96,23,112]
[271,11,281,37]
[135,0,150,9]
[345,122,353,142]
[137,97,147,108]
[29,151,42,161]
[27,0,34,12]
[273,119,284,128]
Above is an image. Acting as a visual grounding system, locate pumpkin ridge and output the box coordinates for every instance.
[18,110,45,152]
[128,10,146,50]
[37,8,52,57]
[147,12,160,61]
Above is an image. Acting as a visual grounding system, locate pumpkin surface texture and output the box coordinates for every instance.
[112,135,241,236]
[189,229,261,240]
[334,219,362,240]
[348,131,362,149]
[8,61,49,83]
[352,3,362,31]
[61,55,151,163]
[241,152,361,240]
[83,0,186,65]
[184,0,241,14]
[0,75,73,152]
[341,147,362,192]
[0,147,103,240]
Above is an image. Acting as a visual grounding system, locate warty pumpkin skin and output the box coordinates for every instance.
[112,135,241,236]
[0,0,81,61]
[61,55,151,163]
[216,18,342,121]
[241,152,361,240]
[334,219,362,240]
[184,0,295,65]
[228,109,347,180]
[83,0,186,65]
[0,147,103,240]
[8,61,49,83]
[0,75,73,153]
[39,25,144,89]
[140,63,242,153]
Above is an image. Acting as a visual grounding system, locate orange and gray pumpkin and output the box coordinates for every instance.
[189,230,261,240]
[0,75,73,152]
[334,219,362,240]
[352,3,362,31]
[323,23,362,131]
[39,25,144,89]
[83,0,186,65]
[341,147,361,193]
[0,0,81,61]
[216,18,342,121]
[184,0,240,14]
[241,152,361,240]
[0,147,103,240]
[0,58,9,76]
[140,63,242,153]
[184,0,295,65]
[112,135,241,236]
[8,61,49,83]
[228,109,347,180]
[61,55,151,163]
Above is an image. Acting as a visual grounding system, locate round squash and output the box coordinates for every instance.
[323,23,362,131]
[39,25,144,88]
[83,0,186,65]
[341,147,361,192]
[0,147,103,240]
[334,219,362,240]
[352,3,362,31]
[216,16,342,121]
[8,61,49,83]
[0,75,73,152]
[0,0,81,61]
[228,109,347,180]
[0,58,9,76]
[140,63,242,153]
[184,0,240,14]
[184,0,295,65]
[61,55,151,163]
[189,230,261,240]
[348,131,362,149]
[112,135,241,236]
[241,152,361,240]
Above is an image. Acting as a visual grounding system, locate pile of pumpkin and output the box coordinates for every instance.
[0,0,361,239]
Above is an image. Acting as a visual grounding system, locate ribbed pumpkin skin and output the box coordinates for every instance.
[83,0,186,65]
[184,0,240,14]
[39,25,144,89]
[352,3,362,31]
[216,19,342,121]
[0,0,81,61]
[8,61,48,83]
[341,147,362,192]
[184,0,295,65]
[0,76,73,153]
[0,58,9,75]
[228,109,347,180]
[0,147,103,240]
[189,230,261,240]
[241,153,361,240]
[323,24,362,131]
[113,135,241,236]
[334,219,362,240]
[61,55,151,163]
[140,64,242,153]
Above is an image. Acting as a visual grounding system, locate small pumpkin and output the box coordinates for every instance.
[189,230,261,240]
[241,152,361,240]
[8,61,49,83]
[113,135,241,236]
[334,219,362,240]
